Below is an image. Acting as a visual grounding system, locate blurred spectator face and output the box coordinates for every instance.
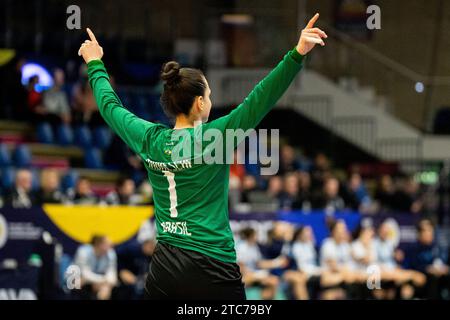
[272,222,293,241]
[76,178,92,196]
[284,173,299,196]
[272,223,285,240]
[378,222,391,241]
[93,236,112,257]
[40,169,60,192]
[281,145,295,164]
[247,229,257,244]
[299,226,314,243]
[242,175,257,191]
[141,239,156,256]
[28,75,39,89]
[349,173,362,191]
[404,178,419,195]
[332,220,348,243]
[139,181,153,199]
[267,176,283,195]
[360,227,375,244]
[380,175,393,192]
[298,171,311,191]
[119,179,135,197]
[324,177,339,198]
[16,170,33,192]
[314,153,330,170]
[418,221,434,245]
[53,69,65,87]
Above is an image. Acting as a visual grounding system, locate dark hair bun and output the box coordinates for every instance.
[161,61,180,85]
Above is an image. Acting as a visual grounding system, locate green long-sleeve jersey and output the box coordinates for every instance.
[87,48,304,263]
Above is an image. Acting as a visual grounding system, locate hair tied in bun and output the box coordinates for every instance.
[161,61,181,85]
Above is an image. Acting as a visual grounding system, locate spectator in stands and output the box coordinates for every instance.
[136,181,154,205]
[351,222,377,271]
[374,174,396,212]
[41,68,71,126]
[27,75,44,122]
[279,144,302,175]
[73,235,117,300]
[289,225,347,299]
[104,177,139,205]
[72,65,103,128]
[115,237,155,300]
[266,175,283,204]
[4,169,37,208]
[374,220,403,271]
[342,172,372,212]
[240,175,258,203]
[260,222,293,268]
[392,177,423,214]
[279,172,302,211]
[105,135,144,174]
[350,222,378,298]
[66,177,98,205]
[229,150,245,208]
[36,168,64,204]
[311,152,331,190]
[236,227,280,300]
[314,177,345,213]
[297,171,313,212]
[320,220,356,299]
[407,219,450,299]
[374,220,426,299]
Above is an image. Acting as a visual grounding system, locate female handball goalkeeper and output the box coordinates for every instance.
[78,13,326,300]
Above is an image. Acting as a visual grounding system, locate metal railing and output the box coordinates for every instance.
[315,21,450,131]
[377,137,424,162]
[332,115,377,153]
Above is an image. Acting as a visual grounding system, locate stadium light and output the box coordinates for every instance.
[21,62,54,92]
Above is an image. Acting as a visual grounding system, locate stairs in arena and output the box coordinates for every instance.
[207,68,450,172]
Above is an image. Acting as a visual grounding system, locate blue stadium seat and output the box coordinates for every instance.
[13,145,32,168]
[36,122,54,144]
[57,124,74,146]
[61,170,79,191]
[1,167,15,190]
[74,126,92,148]
[0,144,12,167]
[93,127,113,149]
[84,148,103,169]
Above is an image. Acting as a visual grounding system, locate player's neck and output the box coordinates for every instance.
[173,114,201,129]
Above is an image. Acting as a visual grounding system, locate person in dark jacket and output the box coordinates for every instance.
[407,219,450,299]
[4,169,38,208]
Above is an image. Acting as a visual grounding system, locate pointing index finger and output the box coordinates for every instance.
[86,28,97,43]
[306,13,320,29]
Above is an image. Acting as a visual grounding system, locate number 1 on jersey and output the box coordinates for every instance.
[163,171,178,218]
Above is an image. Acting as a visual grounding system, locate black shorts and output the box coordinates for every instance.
[145,241,246,300]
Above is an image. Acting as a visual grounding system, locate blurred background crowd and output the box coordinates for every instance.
[1,0,450,300]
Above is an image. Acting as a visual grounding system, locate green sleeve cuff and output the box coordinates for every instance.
[87,59,109,81]
[289,47,306,64]
[87,59,104,68]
